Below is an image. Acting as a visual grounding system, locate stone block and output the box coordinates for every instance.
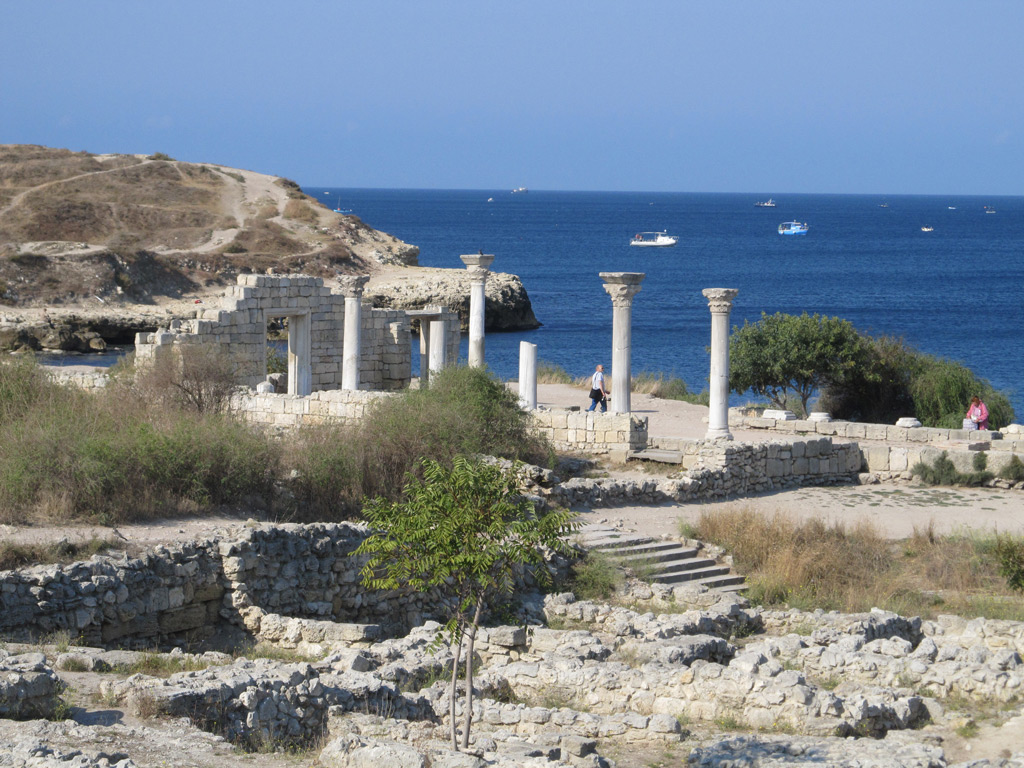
[863,445,891,472]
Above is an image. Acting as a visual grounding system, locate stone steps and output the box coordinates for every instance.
[576,525,745,593]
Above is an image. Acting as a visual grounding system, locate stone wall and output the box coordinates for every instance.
[530,409,648,461]
[44,368,109,390]
[0,523,455,650]
[228,388,393,428]
[731,410,1024,452]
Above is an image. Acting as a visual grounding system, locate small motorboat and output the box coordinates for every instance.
[778,221,809,235]
[630,231,678,247]
[984,206,996,213]
[755,198,776,207]
[512,187,528,194]
[921,226,934,232]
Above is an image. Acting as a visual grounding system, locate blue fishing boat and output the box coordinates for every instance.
[778,221,809,235]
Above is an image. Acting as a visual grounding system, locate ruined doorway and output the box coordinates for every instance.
[263,309,312,396]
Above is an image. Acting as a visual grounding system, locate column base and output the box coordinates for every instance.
[704,428,734,441]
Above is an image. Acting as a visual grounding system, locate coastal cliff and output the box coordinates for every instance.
[0,145,539,352]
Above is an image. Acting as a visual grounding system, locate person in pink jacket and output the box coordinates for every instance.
[966,396,989,430]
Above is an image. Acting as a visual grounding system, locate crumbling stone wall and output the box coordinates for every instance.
[0,523,455,650]
[133,274,449,392]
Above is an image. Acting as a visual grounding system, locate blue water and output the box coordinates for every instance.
[307,188,1024,415]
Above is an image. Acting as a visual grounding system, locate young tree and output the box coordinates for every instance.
[729,311,865,417]
[352,456,578,751]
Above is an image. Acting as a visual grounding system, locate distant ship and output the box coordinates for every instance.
[754,198,776,207]
[512,187,528,193]
[921,226,934,232]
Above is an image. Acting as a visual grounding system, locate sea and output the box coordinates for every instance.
[305,188,1024,416]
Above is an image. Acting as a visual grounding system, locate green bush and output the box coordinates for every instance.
[911,451,993,488]
[358,366,551,500]
[993,535,1024,592]
[287,365,552,517]
[569,551,623,600]
[819,335,1015,429]
[1000,455,1024,483]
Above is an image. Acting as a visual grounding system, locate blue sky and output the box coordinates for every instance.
[2,1,1021,195]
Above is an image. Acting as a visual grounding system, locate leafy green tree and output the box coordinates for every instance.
[729,312,865,417]
[353,456,578,751]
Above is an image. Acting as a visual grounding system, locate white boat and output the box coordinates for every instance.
[778,221,809,235]
[487,197,494,202]
[512,187,528,194]
[630,231,678,247]
[754,198,776,207]
[984,206,996,214]
[921,226,934,232]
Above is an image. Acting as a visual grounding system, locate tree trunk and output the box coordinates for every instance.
[449,627,464,751]
[460,595,486,751]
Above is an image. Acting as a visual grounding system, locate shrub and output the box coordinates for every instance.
[993,535,1024,592]
[820,335,1015,428]
[570,551,623,600]
[283,200,319,224]
[288,365,552,517]
[536,361,574,385]
[357,366,551,500]
[1000,455,1024,483]
[0,368,278,521]
[147,152,174,161]
[911,451,993,488]
[121,346,256,413]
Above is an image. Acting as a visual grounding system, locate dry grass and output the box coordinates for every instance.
[0,537,123,571]
[689,507,1024,619]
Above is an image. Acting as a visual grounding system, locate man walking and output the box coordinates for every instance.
[587,363,608,412]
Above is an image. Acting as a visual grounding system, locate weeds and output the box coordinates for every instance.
[690,507,1024,619]
[0,537,121,571]
[911,451,993,488]
[569,551,624,600]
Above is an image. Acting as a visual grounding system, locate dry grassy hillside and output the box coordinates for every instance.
[0,145,417,306]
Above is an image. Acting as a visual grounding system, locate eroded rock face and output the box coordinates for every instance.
[365,269,540,332]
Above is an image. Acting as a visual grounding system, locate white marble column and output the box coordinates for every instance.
[518,341,537,410]
[703,288,739,440]
[428,319,447,380]
[338,275,369,391]
[288,312,312,396]
[600,272,645,414]
[460,253,494,368]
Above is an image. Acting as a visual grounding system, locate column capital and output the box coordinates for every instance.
[461,253,495,272]
[702,288,738,313]
[600,272,645,307]
[337,275,370,298]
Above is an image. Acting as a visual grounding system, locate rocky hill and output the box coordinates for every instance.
[0,145,537,352]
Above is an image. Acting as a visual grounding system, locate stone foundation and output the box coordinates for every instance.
[530,409,648,461]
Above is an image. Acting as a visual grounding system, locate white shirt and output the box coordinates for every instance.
[591,370,605,391]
